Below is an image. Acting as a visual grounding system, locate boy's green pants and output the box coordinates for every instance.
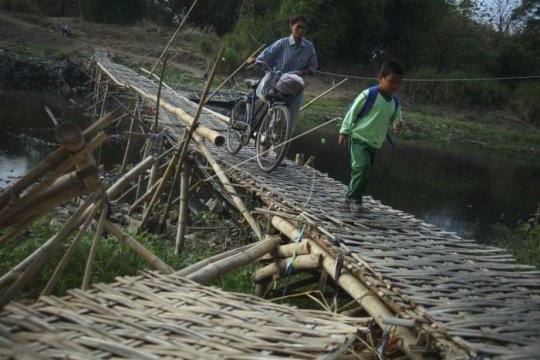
[346,138,377,201]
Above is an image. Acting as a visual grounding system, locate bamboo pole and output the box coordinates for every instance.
[96,63,224,146]
[206,44,265,102]
[3,166,98,226]
[0,132,107,227]
[138,151,180,231]
[148,0,200,77]
[254,254,322,282]
[129,177,163,213]
[270,216,423,360]
[299,78,349,112]
[159,157,183,227]
[0,190,102,309]
[42,201,101,296]
[121,116,137,171]
[81,203,109,290]
[258,240,311,259]
[175,165,190,254]
[152,53,168,133]
[175,47,224,173]
[103,220,173,274]
[107,156,155,199]
[194,134,262,240]
[176,241,259,277]
[186,235,282,284]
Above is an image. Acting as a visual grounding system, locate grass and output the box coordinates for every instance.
[298,95,540,164]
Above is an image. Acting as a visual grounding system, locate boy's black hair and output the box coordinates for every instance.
[290,14,307,25]
[379,59,404,77]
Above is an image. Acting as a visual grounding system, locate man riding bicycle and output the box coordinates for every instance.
[248,14,318,133]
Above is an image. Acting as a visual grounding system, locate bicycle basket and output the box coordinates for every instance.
[274,73,305,99]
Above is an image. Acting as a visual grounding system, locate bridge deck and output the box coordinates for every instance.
[0,271,365,359]
[27,50,537,359]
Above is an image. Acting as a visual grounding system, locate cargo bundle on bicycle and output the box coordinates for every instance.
[256,72,305,105]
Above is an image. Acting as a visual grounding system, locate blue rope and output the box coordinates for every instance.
[282,225,305,296]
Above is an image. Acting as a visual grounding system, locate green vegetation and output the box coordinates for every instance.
[493,216,540,268]
[0,211,252,302]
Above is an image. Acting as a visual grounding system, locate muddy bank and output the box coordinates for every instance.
[0,49,88,94]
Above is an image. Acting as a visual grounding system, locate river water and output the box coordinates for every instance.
[1,91,539,243]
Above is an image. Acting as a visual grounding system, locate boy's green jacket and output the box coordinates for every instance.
[339,88,402,148]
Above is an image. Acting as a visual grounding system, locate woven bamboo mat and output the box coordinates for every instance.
[92,51,540,359]
[0,270,369,359]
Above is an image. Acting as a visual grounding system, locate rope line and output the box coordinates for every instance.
[201,117,341,184]
[316,70,540,82]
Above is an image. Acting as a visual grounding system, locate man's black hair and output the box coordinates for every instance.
[290,14,307,25]
[379,59,404,77]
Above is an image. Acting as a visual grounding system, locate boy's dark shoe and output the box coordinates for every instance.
[348,198,362,215]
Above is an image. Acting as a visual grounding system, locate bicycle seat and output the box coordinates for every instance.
[244,79,260,89]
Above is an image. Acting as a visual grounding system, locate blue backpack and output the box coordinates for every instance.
[354,85,400,149]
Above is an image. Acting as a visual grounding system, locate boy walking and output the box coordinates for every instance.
[338,59,404,214]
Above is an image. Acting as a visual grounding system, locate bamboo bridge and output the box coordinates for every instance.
[0,49,539,360]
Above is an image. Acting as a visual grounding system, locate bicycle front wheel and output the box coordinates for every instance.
[227,98,249,154]
[255,104,291,173]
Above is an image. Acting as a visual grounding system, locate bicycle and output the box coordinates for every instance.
[226,61,304,172]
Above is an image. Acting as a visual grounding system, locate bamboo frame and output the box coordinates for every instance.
[270,215,423,360]
[0,190,103,309]
[41,201,101,296]
[186,235,282,284]
[81,203,108,290]
[194,135,262,240]
[254,254,322,282]
[175,165,190,254]
[103,220,173,274]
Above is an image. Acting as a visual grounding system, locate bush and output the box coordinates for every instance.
[493,219,540,268]
[199,38,213,56]
[218,47,241,74]
[511,82,540,127]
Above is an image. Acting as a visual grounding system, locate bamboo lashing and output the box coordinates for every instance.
[270,215,423,360]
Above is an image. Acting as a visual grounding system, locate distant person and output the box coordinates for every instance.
[203,72,208,85]
[60,22,70,37]
[248,14,317,132]
[338,59,404,215]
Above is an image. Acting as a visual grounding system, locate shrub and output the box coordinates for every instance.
[511,82,540,127]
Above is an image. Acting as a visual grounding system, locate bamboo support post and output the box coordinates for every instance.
[103,220,173,274]
[138,151,179,230]
[159,158,183,227]
[0,190,102,309]
[81,203,109,290]
[194,134,262,240]
[41,202,101,296]
[121,117,137,171]
[254,254,322,283]
[175,165,190,254]
[186,235,282,284]
[270,215,423,360]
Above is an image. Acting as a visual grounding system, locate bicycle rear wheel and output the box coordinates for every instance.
[255,104,291,172]
[226,98,249,154]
